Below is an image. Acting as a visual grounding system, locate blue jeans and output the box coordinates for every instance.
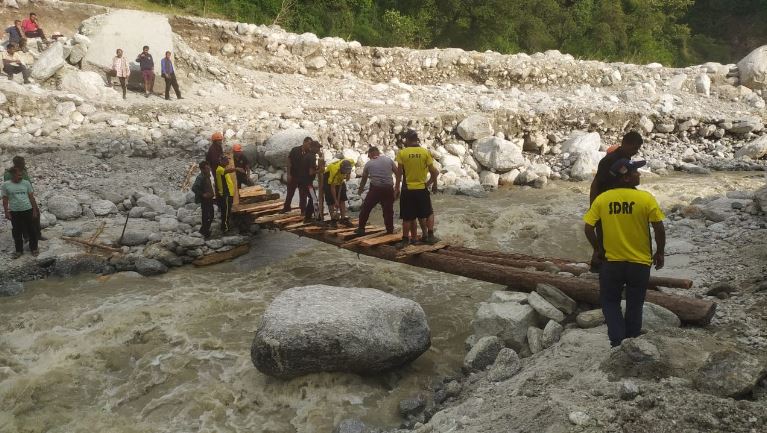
[599,261,651,347]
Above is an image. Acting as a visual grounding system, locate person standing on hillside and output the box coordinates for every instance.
[232,143,254,188]
[324,158,354,227]
[160,51,182,101]
[1,43,31,84]
[206,132,225,191]
[4,156,44,240]
[395,131,439,248]
[2,167,40,258]
[106,48,130,99]
[192,160,215,238]
[356,147,397,235]
[21,13,46,41]
[282,137,312,214]
[583,158,665,348]
[136,45,155,98]
[215,156,236,233]
[588,131,644,271]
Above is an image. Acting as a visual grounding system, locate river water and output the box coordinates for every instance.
[0,173,763,433]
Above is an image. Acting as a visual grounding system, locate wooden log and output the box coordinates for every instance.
[193,244,250,267]
[341,230,398,248]
[254,211,300,224]
[234,199,283,213]
[61,236,121,253]
[445,247,693,289]
[239,185,265,198]
[327,239,716,326]
[360,232,403,247]
[335,227,385,241]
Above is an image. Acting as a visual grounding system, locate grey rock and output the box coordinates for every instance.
[473,136,525,172]
[535,283,576,314]
[259,128,315,168]
[619,380,640,400]
[754,186,767,212]
[730,118,763,134]
[737,45,767,90]
[135,258,168,276]
[568,411,590,426]
[527,326,544,354]
[622,301,681,331]
[444,380,462,398]
[91,199,117,216]
[735,135,767,159]
[489,291,528,304]
[162,191,188,209]
[487,348,521,382]
[251,285,431,378]
[62,226,84,237]
[694,349,766,398]
[178,235,205,248]
[222,235,247,246]
[47,196,82,220]
[0,281,24,297]
[136,194,167,212]
[128,206,146,218]
[706,281,739,297]
[399,395,426,417]
[576,309,605,328]
[528,291,565,322]
[119,230,150,246]
[541,320,564,348]
[456,114,493,141]
[30,42,66,81]
[472,302,538,352]
[463,335,503,372]
[333,419,371,433]
[205,239,224,249]
[51,253,111,277]
[158,217,179,232]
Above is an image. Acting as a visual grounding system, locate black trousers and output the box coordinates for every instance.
[200,199,214,237]
[11,209,37,253]
[218,196,233,232]
[164,73,181,99]
[599,261,651,347]
[4,64,30,82]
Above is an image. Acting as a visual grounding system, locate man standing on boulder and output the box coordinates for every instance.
[2,167,40,258]
[395,131,439,247]
[282,137,312,214]
[356,147,397,235]
[588,131,644,271]
[192,160,215,238]
[160,51,182,101]
[215,156,237,233]
[136,45,155,98]
[583,158,665,348]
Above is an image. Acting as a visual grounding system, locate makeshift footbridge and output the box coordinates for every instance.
[199,184,716,326]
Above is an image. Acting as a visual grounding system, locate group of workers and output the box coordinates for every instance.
[106,46,183,100]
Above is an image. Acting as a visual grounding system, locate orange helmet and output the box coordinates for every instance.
[211,131,224,141]
[232,143,242,152]
[606,144,620,154]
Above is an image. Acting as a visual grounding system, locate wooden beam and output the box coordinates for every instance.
[61,236,121,253]
[239,185,265,198]
[273,216,304,227]
[193,244,250,267]
[335,227,385,241]
[254,210,300,224]
[341,230,398,248]
[234,199,283,213]
[239,193,281,205]
[395,242,448,260]
[359,232,403,247]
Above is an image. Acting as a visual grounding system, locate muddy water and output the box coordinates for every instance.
[0,172,763,433]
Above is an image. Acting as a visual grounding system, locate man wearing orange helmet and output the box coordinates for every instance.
[232,143,254,188]
[206,132,225,193]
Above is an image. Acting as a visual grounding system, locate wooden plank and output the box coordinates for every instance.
[274,216,304,227]
[302,226,326,234]
[336,227,385,241]
[234,199,282,213]
[255,210,300,224]
[193,244,250,267]
[62,236,121,253]
[360,233,404,247]
[341,230,398,248]
[395,242,448,260]
[238,185,265,198]
[239,193,281,205]
[284,221,315,230]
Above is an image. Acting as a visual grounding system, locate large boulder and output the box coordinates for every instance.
[754,185,767,212]
[91,199,117,216]
[472,302,538,352]
[258,128,314,168]
[80,10,173,75]
[30,42,66,81]
[457,115,493,141]
[735,135,767,159]
[563,131,603,180]
[251,285,431,378]
[59,70,117,101]
[136,194,167,212]
[472,137,525,172]
[737,45,767,90]
[46,196,82,220]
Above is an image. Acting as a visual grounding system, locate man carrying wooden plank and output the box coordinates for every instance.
[192,160,215,238]
[215,156,237,233]
[323,158,355,227]
[356,146,398,235]
[583,158,665,348]
[395,130,440,248]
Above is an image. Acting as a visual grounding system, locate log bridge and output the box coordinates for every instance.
[226,186,715,326]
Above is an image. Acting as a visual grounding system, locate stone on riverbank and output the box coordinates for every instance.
[463,335,503,372]
[47,196,82,220]
[251,285,430,378]
[737,45,767,90]
[472,302,538,352]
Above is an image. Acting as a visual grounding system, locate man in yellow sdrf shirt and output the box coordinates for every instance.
[395,131,439,248]
[583,158,665,348]
[323,158,354,227]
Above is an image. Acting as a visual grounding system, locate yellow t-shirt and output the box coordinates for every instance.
[324,159,353,186]
[583,188,665,266]
[395,146,433,190]
[215,166,235,196]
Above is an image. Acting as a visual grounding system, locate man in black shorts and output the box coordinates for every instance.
[395,131,439,247]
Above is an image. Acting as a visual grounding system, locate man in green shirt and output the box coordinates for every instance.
[4,156,44,240]
[2,167,40,258]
